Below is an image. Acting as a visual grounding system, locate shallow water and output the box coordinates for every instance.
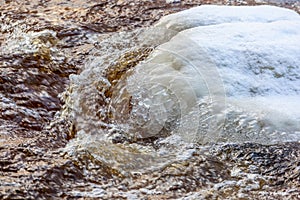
[0,0,300,199]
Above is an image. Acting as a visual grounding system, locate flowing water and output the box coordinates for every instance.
[0,0,300,199]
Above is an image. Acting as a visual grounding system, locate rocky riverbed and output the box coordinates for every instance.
[0,0,300,199]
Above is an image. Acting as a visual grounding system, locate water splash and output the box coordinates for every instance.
[64,5,300,174]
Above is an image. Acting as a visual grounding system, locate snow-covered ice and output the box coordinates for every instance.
[156,5,300,31]
[131,5,300,143]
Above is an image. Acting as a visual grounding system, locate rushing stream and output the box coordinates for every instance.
[1,0,300,199]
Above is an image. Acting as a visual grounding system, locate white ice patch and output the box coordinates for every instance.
[155,5,300,31]
[138,5,300,144]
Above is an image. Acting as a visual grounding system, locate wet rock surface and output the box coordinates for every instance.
[0,0,300,199]
[1,142,299,199]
